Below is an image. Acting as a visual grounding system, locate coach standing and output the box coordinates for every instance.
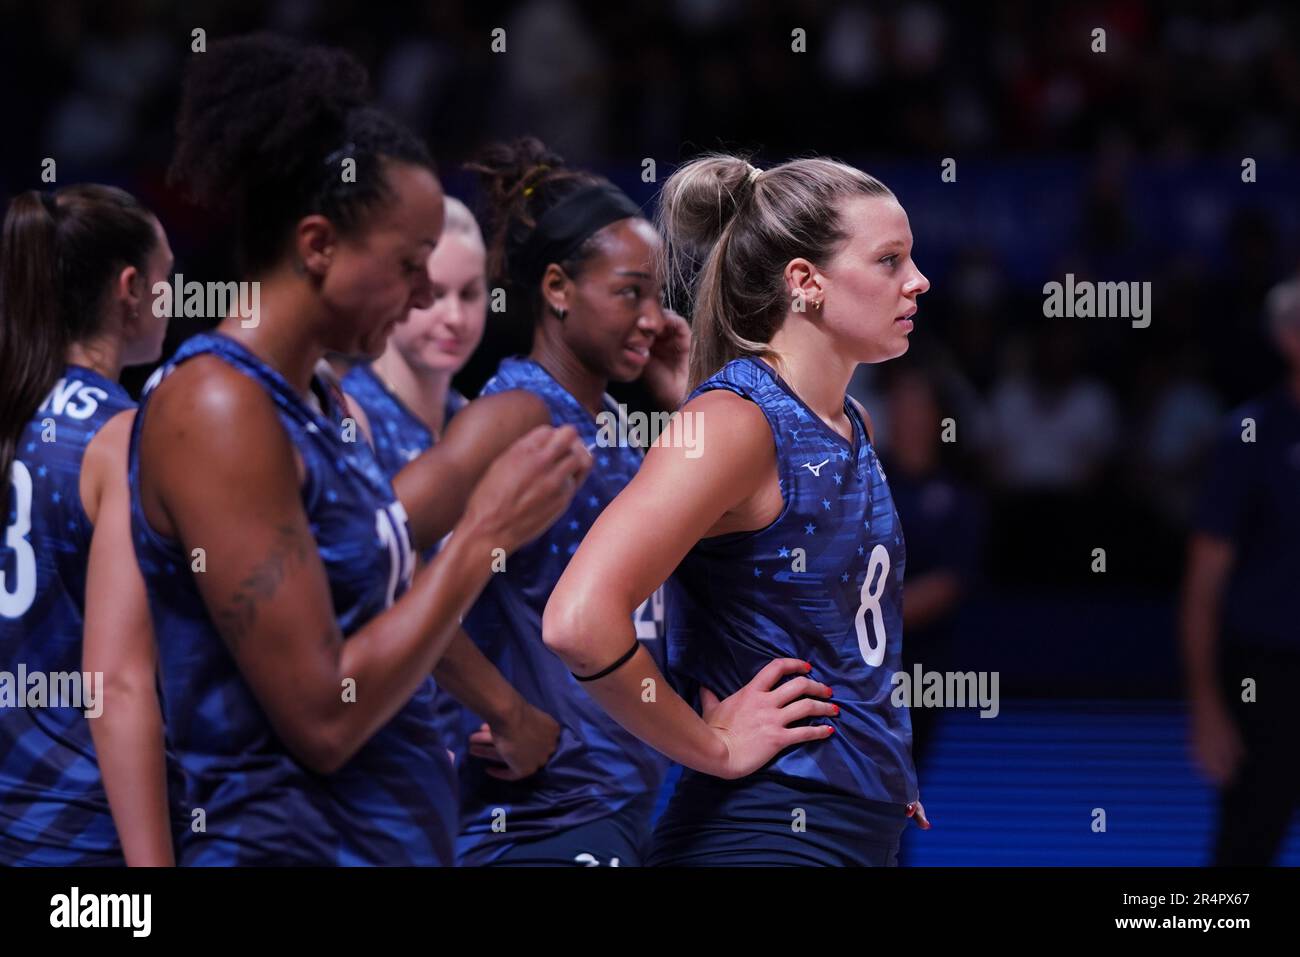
[1181,276,1300,865]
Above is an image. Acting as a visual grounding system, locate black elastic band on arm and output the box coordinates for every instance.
[571,638,642,683]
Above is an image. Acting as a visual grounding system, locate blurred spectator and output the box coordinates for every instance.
[879,364,986,769]
[986,327,1119,491]
[1181,276,1300,865]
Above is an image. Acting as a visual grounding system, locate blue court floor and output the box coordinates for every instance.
[900,698,1300,866]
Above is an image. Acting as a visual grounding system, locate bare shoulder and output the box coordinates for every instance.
[644,386,776,479]
[441,388,552,450]
[140,354,299,508]
[148,353,282,429]
[80,407,136,523]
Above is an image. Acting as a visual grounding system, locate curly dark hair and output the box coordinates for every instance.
[466,136,614,322]
[169,33,433,274]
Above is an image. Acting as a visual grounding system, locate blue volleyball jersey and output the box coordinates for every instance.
[0,366,133,865]
[129,333,457,865]
[341,363,466,478]
[342,362,467,757]
[452,357,670,866]
[665,357,917,805]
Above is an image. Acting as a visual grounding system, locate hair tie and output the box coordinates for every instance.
[746,164,763,185]
[522,164,551,198]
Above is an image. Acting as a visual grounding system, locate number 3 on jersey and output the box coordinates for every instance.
[1,461,37,619]
[853,544,890,667]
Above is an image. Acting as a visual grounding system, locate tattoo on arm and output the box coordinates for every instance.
[213,523,311,648]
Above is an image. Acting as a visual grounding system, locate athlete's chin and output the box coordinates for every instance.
[611,351,651,382]
[356,320,401,360]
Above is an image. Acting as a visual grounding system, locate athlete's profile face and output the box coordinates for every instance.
[819,195,929,363]
[124,215,173,366]
[562,217,667,383]
[391,233,487,375]
[320,161,444,359]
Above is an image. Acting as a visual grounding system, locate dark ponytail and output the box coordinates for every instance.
[0,185,156,500]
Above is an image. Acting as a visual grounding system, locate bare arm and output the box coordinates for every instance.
[82,410,174,866]
[391,391,552,552]
[1181,533,1235,696]
[543,390,835,778]
[351,387,561,776]
[902,572,966,631]
[434,628,559,779]
[140,359,588,775]
[1180,532,1244,783]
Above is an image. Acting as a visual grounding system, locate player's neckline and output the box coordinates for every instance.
[752,357,863,461]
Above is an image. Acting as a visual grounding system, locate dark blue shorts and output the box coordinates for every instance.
[649,770,908,867]
[485,800,653,867]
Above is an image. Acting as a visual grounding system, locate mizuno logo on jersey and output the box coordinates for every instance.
[801,458,830,477]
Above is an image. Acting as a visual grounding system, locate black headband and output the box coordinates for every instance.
[515,182,642,287]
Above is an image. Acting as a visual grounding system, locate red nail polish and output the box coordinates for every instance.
[832,705,840,715]
[827,686,834,698]
[826,725,835,734]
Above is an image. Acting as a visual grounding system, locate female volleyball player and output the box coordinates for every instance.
[343,196,560,776]
[0,185,176,865]
[342,196,482,462]
[544,154,932,866]
[418,138,830,867]
[131,36,588,866]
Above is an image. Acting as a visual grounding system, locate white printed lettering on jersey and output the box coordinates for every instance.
[634,586,665,640]
[574,853,620,866]
[801,458,830,477]
[376,501,415,608]
[854,544,890,666]
[38,379,107,421]
[0,461,37,618]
